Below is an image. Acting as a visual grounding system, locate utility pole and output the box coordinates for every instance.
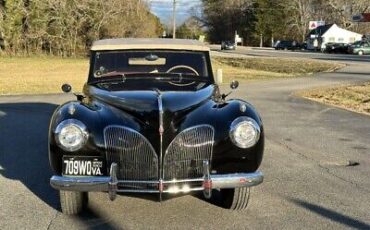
[172,0,176,39]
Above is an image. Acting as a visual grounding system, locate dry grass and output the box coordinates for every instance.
[212,57,343,83]
[0,57,88,95]
[213,57,342,74]
[211,58,290,82]
[300,82,370,115]
[0,56,343,95]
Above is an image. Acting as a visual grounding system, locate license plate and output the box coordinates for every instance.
[62,156,105,176]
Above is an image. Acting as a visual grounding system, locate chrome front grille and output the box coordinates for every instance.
[104,126,158,189]
[163,125,215,180]
[104,125,215,189]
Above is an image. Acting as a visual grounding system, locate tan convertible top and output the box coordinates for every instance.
[91,38,209,52]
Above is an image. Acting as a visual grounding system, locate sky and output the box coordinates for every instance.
[145,0,202,27]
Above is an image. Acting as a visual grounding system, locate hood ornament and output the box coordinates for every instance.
[156,89,164,201]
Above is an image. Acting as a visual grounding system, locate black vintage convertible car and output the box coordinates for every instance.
[49,38,264,214]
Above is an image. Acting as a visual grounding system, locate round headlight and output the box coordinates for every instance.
[54,119,88,152]
[230,117,260,148]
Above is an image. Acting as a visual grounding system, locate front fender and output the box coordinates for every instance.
[180,99,264,173]
[48,100,142,175]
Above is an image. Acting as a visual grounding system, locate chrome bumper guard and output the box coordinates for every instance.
[50,162,263,201]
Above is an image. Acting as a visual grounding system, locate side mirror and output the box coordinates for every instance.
[230,80,239,90]
[220,80,239,101]
[61,84,72,93]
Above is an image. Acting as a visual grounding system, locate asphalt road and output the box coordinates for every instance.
[1,50,370,229]
[212,45,370,63]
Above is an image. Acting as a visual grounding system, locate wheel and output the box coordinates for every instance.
[358,50,364,56]
[221,187,250,210]
[59,191,88,215]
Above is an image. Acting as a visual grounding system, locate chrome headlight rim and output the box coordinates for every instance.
[54,119,89,152]
[229,116,261,149]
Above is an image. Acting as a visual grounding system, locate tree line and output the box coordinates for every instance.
[0,0,163,56]
[1,0,369,55]
[199,0,370,46]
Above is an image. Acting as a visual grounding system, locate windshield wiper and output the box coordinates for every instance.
[88,72,209,85]
[88,74,127,85]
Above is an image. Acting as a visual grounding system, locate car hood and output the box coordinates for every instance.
[86,84,216,129]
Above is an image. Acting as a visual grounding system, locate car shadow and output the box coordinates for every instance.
[74,206,120,230]
[289,198,370,229]
[0,102,59,209]
[0,102,120,229]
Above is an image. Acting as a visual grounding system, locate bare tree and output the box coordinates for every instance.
[0,0,163,56]
[326,0,370,29]
[287,0,316,42]
[201,0,256,43]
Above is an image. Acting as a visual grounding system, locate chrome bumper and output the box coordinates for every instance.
[50,162,263,200]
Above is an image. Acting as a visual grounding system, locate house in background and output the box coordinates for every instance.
[306,24,363,50]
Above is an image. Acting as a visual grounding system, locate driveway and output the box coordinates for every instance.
[0,52,369,229]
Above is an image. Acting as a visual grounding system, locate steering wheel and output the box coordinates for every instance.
[166,65,199,86]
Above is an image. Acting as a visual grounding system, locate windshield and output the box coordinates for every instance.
[91,50,210,79]
[352,41,364,47]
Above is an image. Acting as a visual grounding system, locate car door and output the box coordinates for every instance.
[364,42,370,54]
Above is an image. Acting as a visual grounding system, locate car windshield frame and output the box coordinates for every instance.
[352,41,367,47]
[87,49,214,84]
